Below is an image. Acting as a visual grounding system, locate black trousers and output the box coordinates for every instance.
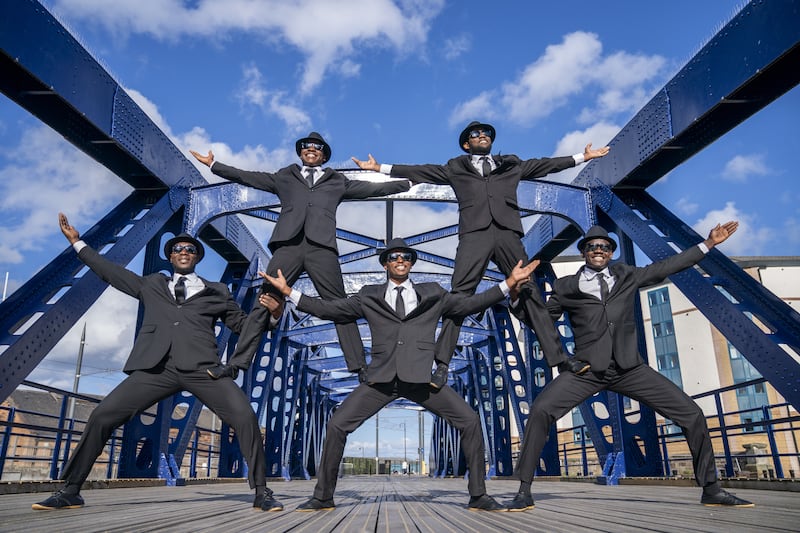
[61,357,267,490]
[435,223,565,366]
[513,363,718,488]
[312,379,487,500]
[267,234,365,372]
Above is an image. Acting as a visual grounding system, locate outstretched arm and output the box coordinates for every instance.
[703,221,739,249]
[583,143,610,162]
[58,212,80,244]
[351,154,381,171]
[189,149,214,167]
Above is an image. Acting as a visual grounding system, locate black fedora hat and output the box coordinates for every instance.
[295,131,332,162]
[164,232,205,261]
[378,237,418,265]
[577,225,617,252]
[458,121,496,152]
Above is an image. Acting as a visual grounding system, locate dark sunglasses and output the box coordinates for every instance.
[171,244,198,255]
[468,129,493,139]
[584,243,612,253]
[387,252,413,262]
[300,142,325,151]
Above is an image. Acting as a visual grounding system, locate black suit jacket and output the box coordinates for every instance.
[546,245,706,372]
[212,162,410,251]
[296,281,506,383]
[391,154,574,236]
[77,246,260,373]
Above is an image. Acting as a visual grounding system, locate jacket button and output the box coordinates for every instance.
[397,340,404,345]
[173,321,180,326]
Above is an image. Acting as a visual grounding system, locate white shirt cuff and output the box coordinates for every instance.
[698,242,710,254]
[498,280,510,297]
[73,240,87,253]
[572,153,585,165]
[379,163,393,175]
[289,289,302,305]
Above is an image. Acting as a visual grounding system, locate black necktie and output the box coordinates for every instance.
[305,168,315,187]
[481,156,492,177]
[598,273,609,302]
[175,276,187,304]
[394,286,405,318]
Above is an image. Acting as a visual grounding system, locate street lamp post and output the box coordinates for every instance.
[401,422,407,474]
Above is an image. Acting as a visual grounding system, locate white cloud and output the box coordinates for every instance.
[721,154,769,183]
[0,125,131,264]
[28,286,138,394]
[50,0,445,94]
[675,197,700,216]
[449,91,497,129]
[442,34,470,60]
[125,87,296,182]
[693,202,772,256]
[547,122,621,183]
[450,31,666,127]
[235,65,311,134]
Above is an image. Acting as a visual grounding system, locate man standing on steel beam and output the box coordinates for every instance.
[507,222,754,510]
[353,122,610,388]
[191,132,410,379]
[32,213,286,512]
[258,238,537,512]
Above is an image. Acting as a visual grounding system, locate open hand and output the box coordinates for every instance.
[351,154,380,171]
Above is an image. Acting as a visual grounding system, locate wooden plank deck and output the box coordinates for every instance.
[0,476,796,533]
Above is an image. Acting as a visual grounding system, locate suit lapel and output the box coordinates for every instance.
[314,167,335,186]
[290,164,307,186]
[369,283,397,317]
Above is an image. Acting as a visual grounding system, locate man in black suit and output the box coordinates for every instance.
[506,222,754,511]
[191,132,410,377]
[32,213,285,512]
[353,122,610,387]
[259,238,538,512]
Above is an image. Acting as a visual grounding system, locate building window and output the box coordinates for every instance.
[728,343,768,431]
[647,287,683,434]
[647,287,683,389]
[571,408,592,444]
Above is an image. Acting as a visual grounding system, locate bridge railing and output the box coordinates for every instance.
[0,381,223,482]
[3,378,798,483]
[552,378,800,481]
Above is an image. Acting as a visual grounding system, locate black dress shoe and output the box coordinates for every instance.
[558,358,590,376]
[296,497,335,511]
[32,489,85,510]
[259,491,284,512]
[467,494,506,512]
[429,362,449,389]
[506,491,535,512]
[701,489,754,507]
[357,367,368,383]
[206,364,239,380]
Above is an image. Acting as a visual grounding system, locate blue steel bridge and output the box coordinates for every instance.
[0,0,799,490]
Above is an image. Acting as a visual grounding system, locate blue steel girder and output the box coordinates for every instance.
[600,188,800,410]
[0,191,174,403]
[482,333,515,477]
[488,305,531,473]
[524,0,800,260]
[186,178,588,273]
[463,347,494,477]
[0,2,271,267]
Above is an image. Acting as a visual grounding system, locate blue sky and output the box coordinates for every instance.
[1,0,797,461]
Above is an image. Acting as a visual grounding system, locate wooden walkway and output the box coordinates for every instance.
[1,476,797,533]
